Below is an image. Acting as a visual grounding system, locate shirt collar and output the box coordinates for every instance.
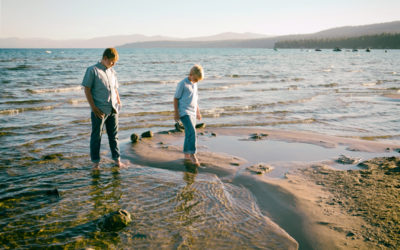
[96,62,108,71]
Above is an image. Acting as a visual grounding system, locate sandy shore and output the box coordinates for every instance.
[124,127,400,249]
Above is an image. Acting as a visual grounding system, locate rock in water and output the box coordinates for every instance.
[100,209,132,231]
[130,133,139,143]
[249,133,268,140]
[336,155,360,164]
[141,131,153,138]
[175,122,184,132]
[246,163,273,175]
[195,123,206,129]
[46,188,60,198]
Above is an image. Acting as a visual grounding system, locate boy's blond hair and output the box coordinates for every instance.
[190,65,204,81]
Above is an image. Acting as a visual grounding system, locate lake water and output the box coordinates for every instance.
[1,48,399,248]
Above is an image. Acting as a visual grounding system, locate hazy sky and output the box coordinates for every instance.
[1,0,399,39]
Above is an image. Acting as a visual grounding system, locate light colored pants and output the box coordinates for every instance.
[180,115,196,154]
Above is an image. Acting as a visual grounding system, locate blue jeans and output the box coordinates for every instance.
[90,112,120,163]
[180,115,196,154]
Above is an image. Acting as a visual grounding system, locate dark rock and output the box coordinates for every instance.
[133,233,147,239]
[42,153,63,161]
[175,122,184,132]
[46,188,60,198]
[211,132,217,137]
[130,133,139,143]
[99,209,132,231]
[246,163,273,175]
[141,131,153,138]
[336,155,360,164]
[249,133,268,140]
[195,123,206,129]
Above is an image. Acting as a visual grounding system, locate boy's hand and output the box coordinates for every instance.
[174,113,180,122]
[197,113,202,120]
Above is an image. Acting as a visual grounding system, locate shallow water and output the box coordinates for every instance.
[1,48,399,248]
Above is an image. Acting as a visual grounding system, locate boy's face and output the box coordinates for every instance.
[189,73,201,83]
[103,57,118,68]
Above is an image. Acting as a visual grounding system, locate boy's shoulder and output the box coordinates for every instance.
[178,77,190,85]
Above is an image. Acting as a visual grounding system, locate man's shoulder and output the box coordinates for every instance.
[86,63,102,72]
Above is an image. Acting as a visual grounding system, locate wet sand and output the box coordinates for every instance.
[124,127,400,249]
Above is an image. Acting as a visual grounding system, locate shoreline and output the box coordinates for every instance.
[124,127,400,249]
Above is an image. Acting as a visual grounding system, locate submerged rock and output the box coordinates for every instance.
[195,123,206,129]
[46,188,60,198]
[247,163,273,175]
[175,122,184,132]
[42,153,63,161]
[130,133,139,143]
[336,155,361,165]
[249,133,268,140]
[141,131,153,138]
[99,209,132,231]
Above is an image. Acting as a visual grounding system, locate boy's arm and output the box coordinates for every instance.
[84,87,104,118]
[173,98,180,122]
[196,105,202,120]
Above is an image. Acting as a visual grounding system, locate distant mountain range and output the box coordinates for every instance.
[0,32,271,48]
[1,21,399,48]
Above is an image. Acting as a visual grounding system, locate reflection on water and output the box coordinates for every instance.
[0,159,297,248]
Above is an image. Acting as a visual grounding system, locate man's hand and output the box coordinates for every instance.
[93,106,104,119]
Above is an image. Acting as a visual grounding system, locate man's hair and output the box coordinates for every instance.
[190,64,204,81]
[103,48,119,61]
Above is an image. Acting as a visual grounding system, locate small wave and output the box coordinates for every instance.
[67,99,86,105]
[0,105,59,115]
[122,80,177,86]
[26,86,81,94]
[120,110,174,118]
[207,118,316,128]
[362,82,376,87]
[6,65,36,71]
[2,99,49,105]
[315,83,339,88]
[199,82,252,91]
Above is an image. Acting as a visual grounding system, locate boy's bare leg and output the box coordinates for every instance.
[184,154,191,160]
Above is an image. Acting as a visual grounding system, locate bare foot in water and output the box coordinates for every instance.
[92,162,100,170]
[190,154,200,167]
[115,160,127,168]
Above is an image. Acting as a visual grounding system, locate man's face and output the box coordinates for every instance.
[103,57,117,68]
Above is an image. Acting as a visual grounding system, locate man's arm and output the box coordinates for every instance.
[84,87,104,118]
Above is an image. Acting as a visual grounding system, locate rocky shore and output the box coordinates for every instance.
[296,157,400,248]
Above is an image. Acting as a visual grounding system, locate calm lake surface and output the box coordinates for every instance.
[1,48,399,248]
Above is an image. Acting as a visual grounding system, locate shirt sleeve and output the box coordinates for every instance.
[174,80,184,99]
[112,68,119,89]
[81,67,94,88]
